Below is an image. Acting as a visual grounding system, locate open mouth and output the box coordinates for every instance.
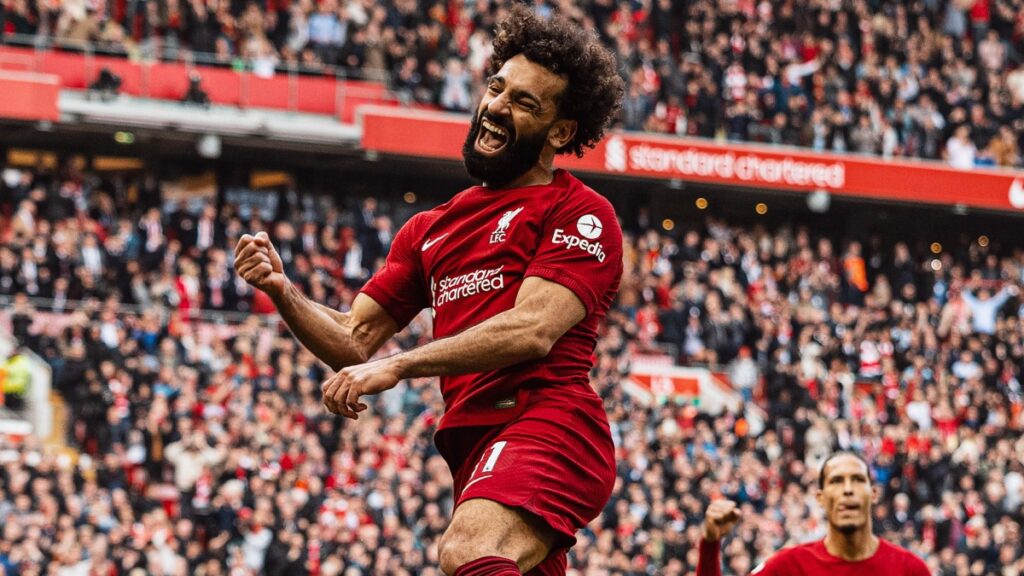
[837,503,860,513]
[475,117,511,155]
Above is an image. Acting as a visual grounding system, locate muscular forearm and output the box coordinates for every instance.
[271,283,370,370]
[390,306,551,379]
[696,539,723,576]
[320,278,584,418]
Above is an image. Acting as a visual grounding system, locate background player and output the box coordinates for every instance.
[234,5,624,576]
[698,452,931,576]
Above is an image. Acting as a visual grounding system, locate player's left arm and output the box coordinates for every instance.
[321,276,585,418]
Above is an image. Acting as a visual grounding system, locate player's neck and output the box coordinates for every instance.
[484,155,556,190]
[824,528,879,562]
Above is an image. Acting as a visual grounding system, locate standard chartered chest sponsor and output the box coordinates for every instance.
[431,265,506,308]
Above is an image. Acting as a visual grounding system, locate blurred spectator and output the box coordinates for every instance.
[438,57,472,112]
[942,125,974,170]
[728,346,757,403]
[961,280,1017,335]
[182,72,212,107]
[1,343,32,410]
[88,67,123,101]
[307,0,345,65]
[989,126,1021,167]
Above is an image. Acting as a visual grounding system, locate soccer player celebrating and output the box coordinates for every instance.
[234,6,624,576]
[697,452,931,576]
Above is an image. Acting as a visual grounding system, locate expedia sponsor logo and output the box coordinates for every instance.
[576,214,603,239]
[552,229,607,262]
[431,266,505,308]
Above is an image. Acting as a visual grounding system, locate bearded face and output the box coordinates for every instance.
[462,108,552,187]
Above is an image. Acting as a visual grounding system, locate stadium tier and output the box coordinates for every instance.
[2,1,1024,575]
[2,0,1024,163]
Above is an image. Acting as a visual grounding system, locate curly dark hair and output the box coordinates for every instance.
[489,4,624,157]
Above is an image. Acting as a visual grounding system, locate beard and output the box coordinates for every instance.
[831,512,866,535]
[462,110,550,187]
[834,522,860,535]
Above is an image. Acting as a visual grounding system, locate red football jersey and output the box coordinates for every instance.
[360,169,623,430]
[698,538,931,576]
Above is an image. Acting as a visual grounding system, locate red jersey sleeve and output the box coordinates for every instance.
[359,213,431,329]
[697,539,723,576]
[524,186,622,315]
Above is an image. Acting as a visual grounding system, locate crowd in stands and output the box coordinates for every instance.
[4,0,1024,167]
[2,162,1024,576]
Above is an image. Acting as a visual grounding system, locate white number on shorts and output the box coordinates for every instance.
[481,441,507,473]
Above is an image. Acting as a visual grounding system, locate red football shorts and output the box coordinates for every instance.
[435,386,616,576]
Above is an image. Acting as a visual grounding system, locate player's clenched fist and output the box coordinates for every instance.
[320,358,402,419]
[703,499,741,542]
[234,231,287,298]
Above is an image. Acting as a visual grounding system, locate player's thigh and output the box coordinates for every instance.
[437,497,557,575]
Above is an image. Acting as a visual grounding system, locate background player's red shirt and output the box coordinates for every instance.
[698,538,931,576]
[360,169,623,430]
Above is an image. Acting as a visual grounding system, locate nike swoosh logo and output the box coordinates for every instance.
[422,233,449,251]
[463,474,493,491]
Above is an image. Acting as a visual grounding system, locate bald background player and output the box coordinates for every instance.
[698,452,930,575]
[234,6,624,576]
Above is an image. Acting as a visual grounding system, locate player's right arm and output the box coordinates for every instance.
[234,232,397,371]
[697,500,742,576]
[698,499,794,576]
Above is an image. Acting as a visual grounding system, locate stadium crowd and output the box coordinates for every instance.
[1,164,1024,576]
[3,0,1024,166]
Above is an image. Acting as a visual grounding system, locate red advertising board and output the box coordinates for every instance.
[360,106,1024,213]
[0,46,394,122]
[628,372,701,399]
[0,71,60,122]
